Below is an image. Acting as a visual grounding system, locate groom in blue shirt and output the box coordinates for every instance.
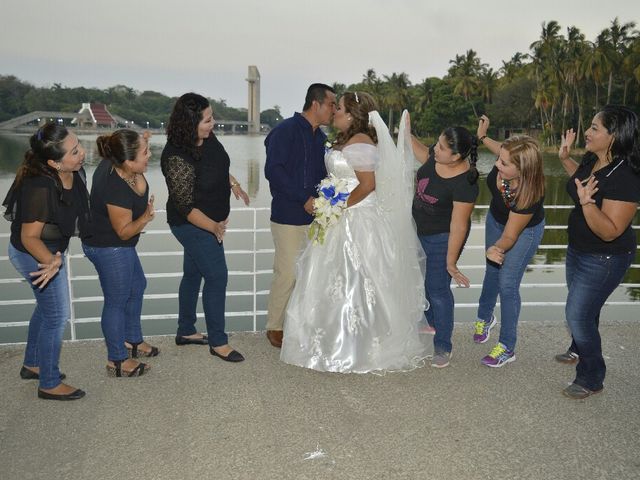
[264,83,336,347]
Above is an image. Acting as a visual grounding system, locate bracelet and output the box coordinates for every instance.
[479,135,487,142]
[230,181,240,188]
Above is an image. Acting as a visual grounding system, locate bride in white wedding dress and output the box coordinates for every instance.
[280,91,428,373]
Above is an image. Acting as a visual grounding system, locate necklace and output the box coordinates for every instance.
[500,178,518,208]
[122,173,137,188]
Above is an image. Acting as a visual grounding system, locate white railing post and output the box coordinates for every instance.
[65,251,77,341]
[252,208,258,331]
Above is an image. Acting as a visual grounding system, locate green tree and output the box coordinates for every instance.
[602,17,637,104]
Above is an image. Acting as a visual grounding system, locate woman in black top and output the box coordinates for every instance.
[408,117,480,368]
[3,123,89,400]
[82,129,156,377]
[161,92,249,362]
[556,105,640,399]
[474,116,545,368]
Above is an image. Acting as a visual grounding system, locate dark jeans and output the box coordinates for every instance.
[419,233,454,354]
[9,243,70,389]
[82,245,146,361]
[171,223,229,347]
[565,246,634,391]
[477,211,544,350]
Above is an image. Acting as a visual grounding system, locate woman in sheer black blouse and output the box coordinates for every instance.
[161,92,249,362]
[3,123,90,400]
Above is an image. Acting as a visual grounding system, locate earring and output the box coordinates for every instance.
[55,164,61,172]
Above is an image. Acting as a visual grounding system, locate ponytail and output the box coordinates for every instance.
[96,129,145,167]
[466,136,479,185]
[441,126,478,185]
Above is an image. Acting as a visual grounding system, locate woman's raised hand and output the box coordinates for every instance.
[477,115,490,138]
[560,129,576,161]
[30,251,63,289]
[575,175,599,207]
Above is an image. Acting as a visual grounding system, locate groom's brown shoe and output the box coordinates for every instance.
[266,330,283,348]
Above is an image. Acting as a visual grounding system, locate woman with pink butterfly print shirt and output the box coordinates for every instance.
[408,119,480,368]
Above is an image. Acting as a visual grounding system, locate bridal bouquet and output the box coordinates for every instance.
[308,174,350,245]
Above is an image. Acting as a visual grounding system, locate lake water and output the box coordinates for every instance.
[0,132,637,343]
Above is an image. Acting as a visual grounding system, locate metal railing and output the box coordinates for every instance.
[1,205,638,342]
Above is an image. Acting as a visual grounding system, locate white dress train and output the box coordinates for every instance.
[280,111,427,373]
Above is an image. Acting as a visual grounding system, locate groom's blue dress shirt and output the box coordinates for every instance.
[264,112,327,225]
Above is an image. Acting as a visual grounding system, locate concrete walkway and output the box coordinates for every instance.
[1,321,639,480]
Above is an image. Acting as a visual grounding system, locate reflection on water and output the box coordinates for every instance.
[0,133,638,342]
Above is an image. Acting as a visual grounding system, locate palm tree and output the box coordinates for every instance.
[382,72,411,131]
[479,68,499,104]
[448,49,485,116]
[581,33,613,110]
[602,18,637,103]
[500,52,528,82]
[622,37,640,103]
[561,26,587,139]
[529,21,564,139]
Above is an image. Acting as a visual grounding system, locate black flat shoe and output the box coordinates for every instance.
[209,347,245,363]
[20,366,66,381]
[175,334,209,346]
[37,388,86,401]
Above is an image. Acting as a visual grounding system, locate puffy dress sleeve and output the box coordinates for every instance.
[342,144,379,172]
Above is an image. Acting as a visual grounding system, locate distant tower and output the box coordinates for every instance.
[246,66,260,134]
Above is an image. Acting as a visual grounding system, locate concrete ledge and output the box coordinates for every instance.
[1,322,639,479]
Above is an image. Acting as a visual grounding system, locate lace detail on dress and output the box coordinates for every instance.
[164,155,196,217]
[347,306,364,334]
[345,241,361,270]
[327,273,345,300]
[364,278,376,307]
[310,328,326,360]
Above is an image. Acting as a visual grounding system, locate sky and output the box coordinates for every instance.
[1,0,639,118]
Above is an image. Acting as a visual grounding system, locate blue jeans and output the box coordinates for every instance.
[82,245,146,361]
[170,223,229,347]
[477,211,544,351]
[8,243,70,389]
[565,246,634,391]
[419,233,454,353]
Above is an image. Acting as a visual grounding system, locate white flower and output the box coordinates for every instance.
[308,174,350,245]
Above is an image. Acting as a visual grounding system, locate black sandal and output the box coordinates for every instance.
[126,341,159,358]
[106,360,148,377]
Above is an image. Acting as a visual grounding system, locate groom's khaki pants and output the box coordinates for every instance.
[266,222,309,331]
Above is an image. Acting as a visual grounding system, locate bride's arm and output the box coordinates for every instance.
[346,170,375,207]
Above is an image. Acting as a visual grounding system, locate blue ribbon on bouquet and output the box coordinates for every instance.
[320,185,349,206]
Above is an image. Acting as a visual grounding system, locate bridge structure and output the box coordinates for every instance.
[0,66,268,134]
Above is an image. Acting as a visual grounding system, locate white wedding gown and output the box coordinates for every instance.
[280,112,428,373]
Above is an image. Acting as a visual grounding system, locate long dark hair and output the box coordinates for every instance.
[441,126,479,184]
[166,92,210,159]
[96,129,148,167]
[590,105,640,174]
[334,91,378,147]
[16,122,69,191]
